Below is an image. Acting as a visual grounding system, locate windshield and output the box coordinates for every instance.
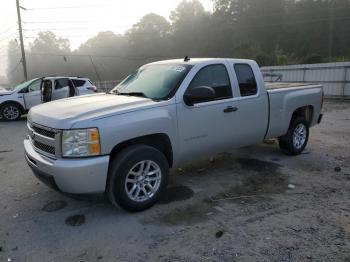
[13,79,38,91]
[111,64,192,100]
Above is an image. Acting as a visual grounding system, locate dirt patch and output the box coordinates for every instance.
[158,200,214,226]
[236,158,282,172]
[271,157,281,162]
[0,150,13,154]
[152,158,288,226]
[65,214,86,226]
[158,185,194,205]
[174,152,241,176]
[42,200,67,212]
[211,158,287,201]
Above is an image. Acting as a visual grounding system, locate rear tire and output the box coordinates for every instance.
[278,116,309,155]
[0,103,22,121]
[106,145,169,212]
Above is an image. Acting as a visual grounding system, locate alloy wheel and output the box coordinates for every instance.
[124,160,162,202]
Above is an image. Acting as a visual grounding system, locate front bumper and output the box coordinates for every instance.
[24,137,110,194]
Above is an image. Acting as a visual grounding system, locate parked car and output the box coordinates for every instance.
[24,58,323,211]
[0,76,96,121]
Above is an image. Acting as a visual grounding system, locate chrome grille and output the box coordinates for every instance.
[31,125,55,138]
[27,122,59,158]
[33,140,55,155]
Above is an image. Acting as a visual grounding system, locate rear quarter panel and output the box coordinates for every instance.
[266,85,323,138]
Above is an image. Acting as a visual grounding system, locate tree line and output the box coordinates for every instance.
[6,0,350,85]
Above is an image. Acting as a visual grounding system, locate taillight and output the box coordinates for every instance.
[87,86,97,92]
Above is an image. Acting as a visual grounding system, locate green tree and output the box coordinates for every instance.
[29,31,70,54]
[126,13,171,57]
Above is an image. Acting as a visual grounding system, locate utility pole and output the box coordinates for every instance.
[89,55,101,82]
[328,0,335,61]
[16,0,28,81]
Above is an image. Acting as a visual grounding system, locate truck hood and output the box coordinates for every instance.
[28,93,158,129]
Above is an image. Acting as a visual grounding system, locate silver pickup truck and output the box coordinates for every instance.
[24,58,323,211]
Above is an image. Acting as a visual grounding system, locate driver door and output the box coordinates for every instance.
[176,63,239,163]
[23,79,42,109]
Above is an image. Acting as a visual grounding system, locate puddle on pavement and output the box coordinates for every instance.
[42,200,67,212]
[158,185,194,205]
[65,214,86,226]
[152,157,288,226]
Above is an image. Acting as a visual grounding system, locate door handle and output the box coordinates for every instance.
[223,106,238,113]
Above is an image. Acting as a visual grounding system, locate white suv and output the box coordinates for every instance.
[0,76,97,121]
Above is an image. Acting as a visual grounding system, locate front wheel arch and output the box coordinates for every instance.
[109,133,173,168]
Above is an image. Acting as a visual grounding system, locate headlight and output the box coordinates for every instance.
[62,128,100,157]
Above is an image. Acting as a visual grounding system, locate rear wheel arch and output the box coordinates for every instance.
[279,116,309,155]
[109,133,173,168]
[290,105,314,126]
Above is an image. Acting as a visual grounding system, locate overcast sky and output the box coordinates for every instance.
[0,0,213,78]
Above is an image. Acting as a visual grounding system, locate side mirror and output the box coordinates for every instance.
[184,86,216,106]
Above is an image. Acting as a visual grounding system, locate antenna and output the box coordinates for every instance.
[184,56,190,62]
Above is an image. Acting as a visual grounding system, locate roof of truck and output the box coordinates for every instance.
[149,58,257,66]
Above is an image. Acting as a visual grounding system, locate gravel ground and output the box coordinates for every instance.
[0,100,349,262]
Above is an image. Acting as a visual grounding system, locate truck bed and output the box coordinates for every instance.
[265,81,323,139]
[265,82,316,90]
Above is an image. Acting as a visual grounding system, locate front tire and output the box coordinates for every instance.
[106,145,169,212]
[278,116,309,155]
[0,103,22,121]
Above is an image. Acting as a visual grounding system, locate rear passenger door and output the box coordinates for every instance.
[52,78,70,100]
[177,63,241,162]
[231,63,269,145]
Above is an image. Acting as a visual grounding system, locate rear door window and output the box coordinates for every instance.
[72,79,86,87]
[55,78,69,90]
[234,64,258,96]
[188,64,232,101]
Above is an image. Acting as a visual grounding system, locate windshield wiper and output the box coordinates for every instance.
[118,92,149,98]
[115,91,163,102]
